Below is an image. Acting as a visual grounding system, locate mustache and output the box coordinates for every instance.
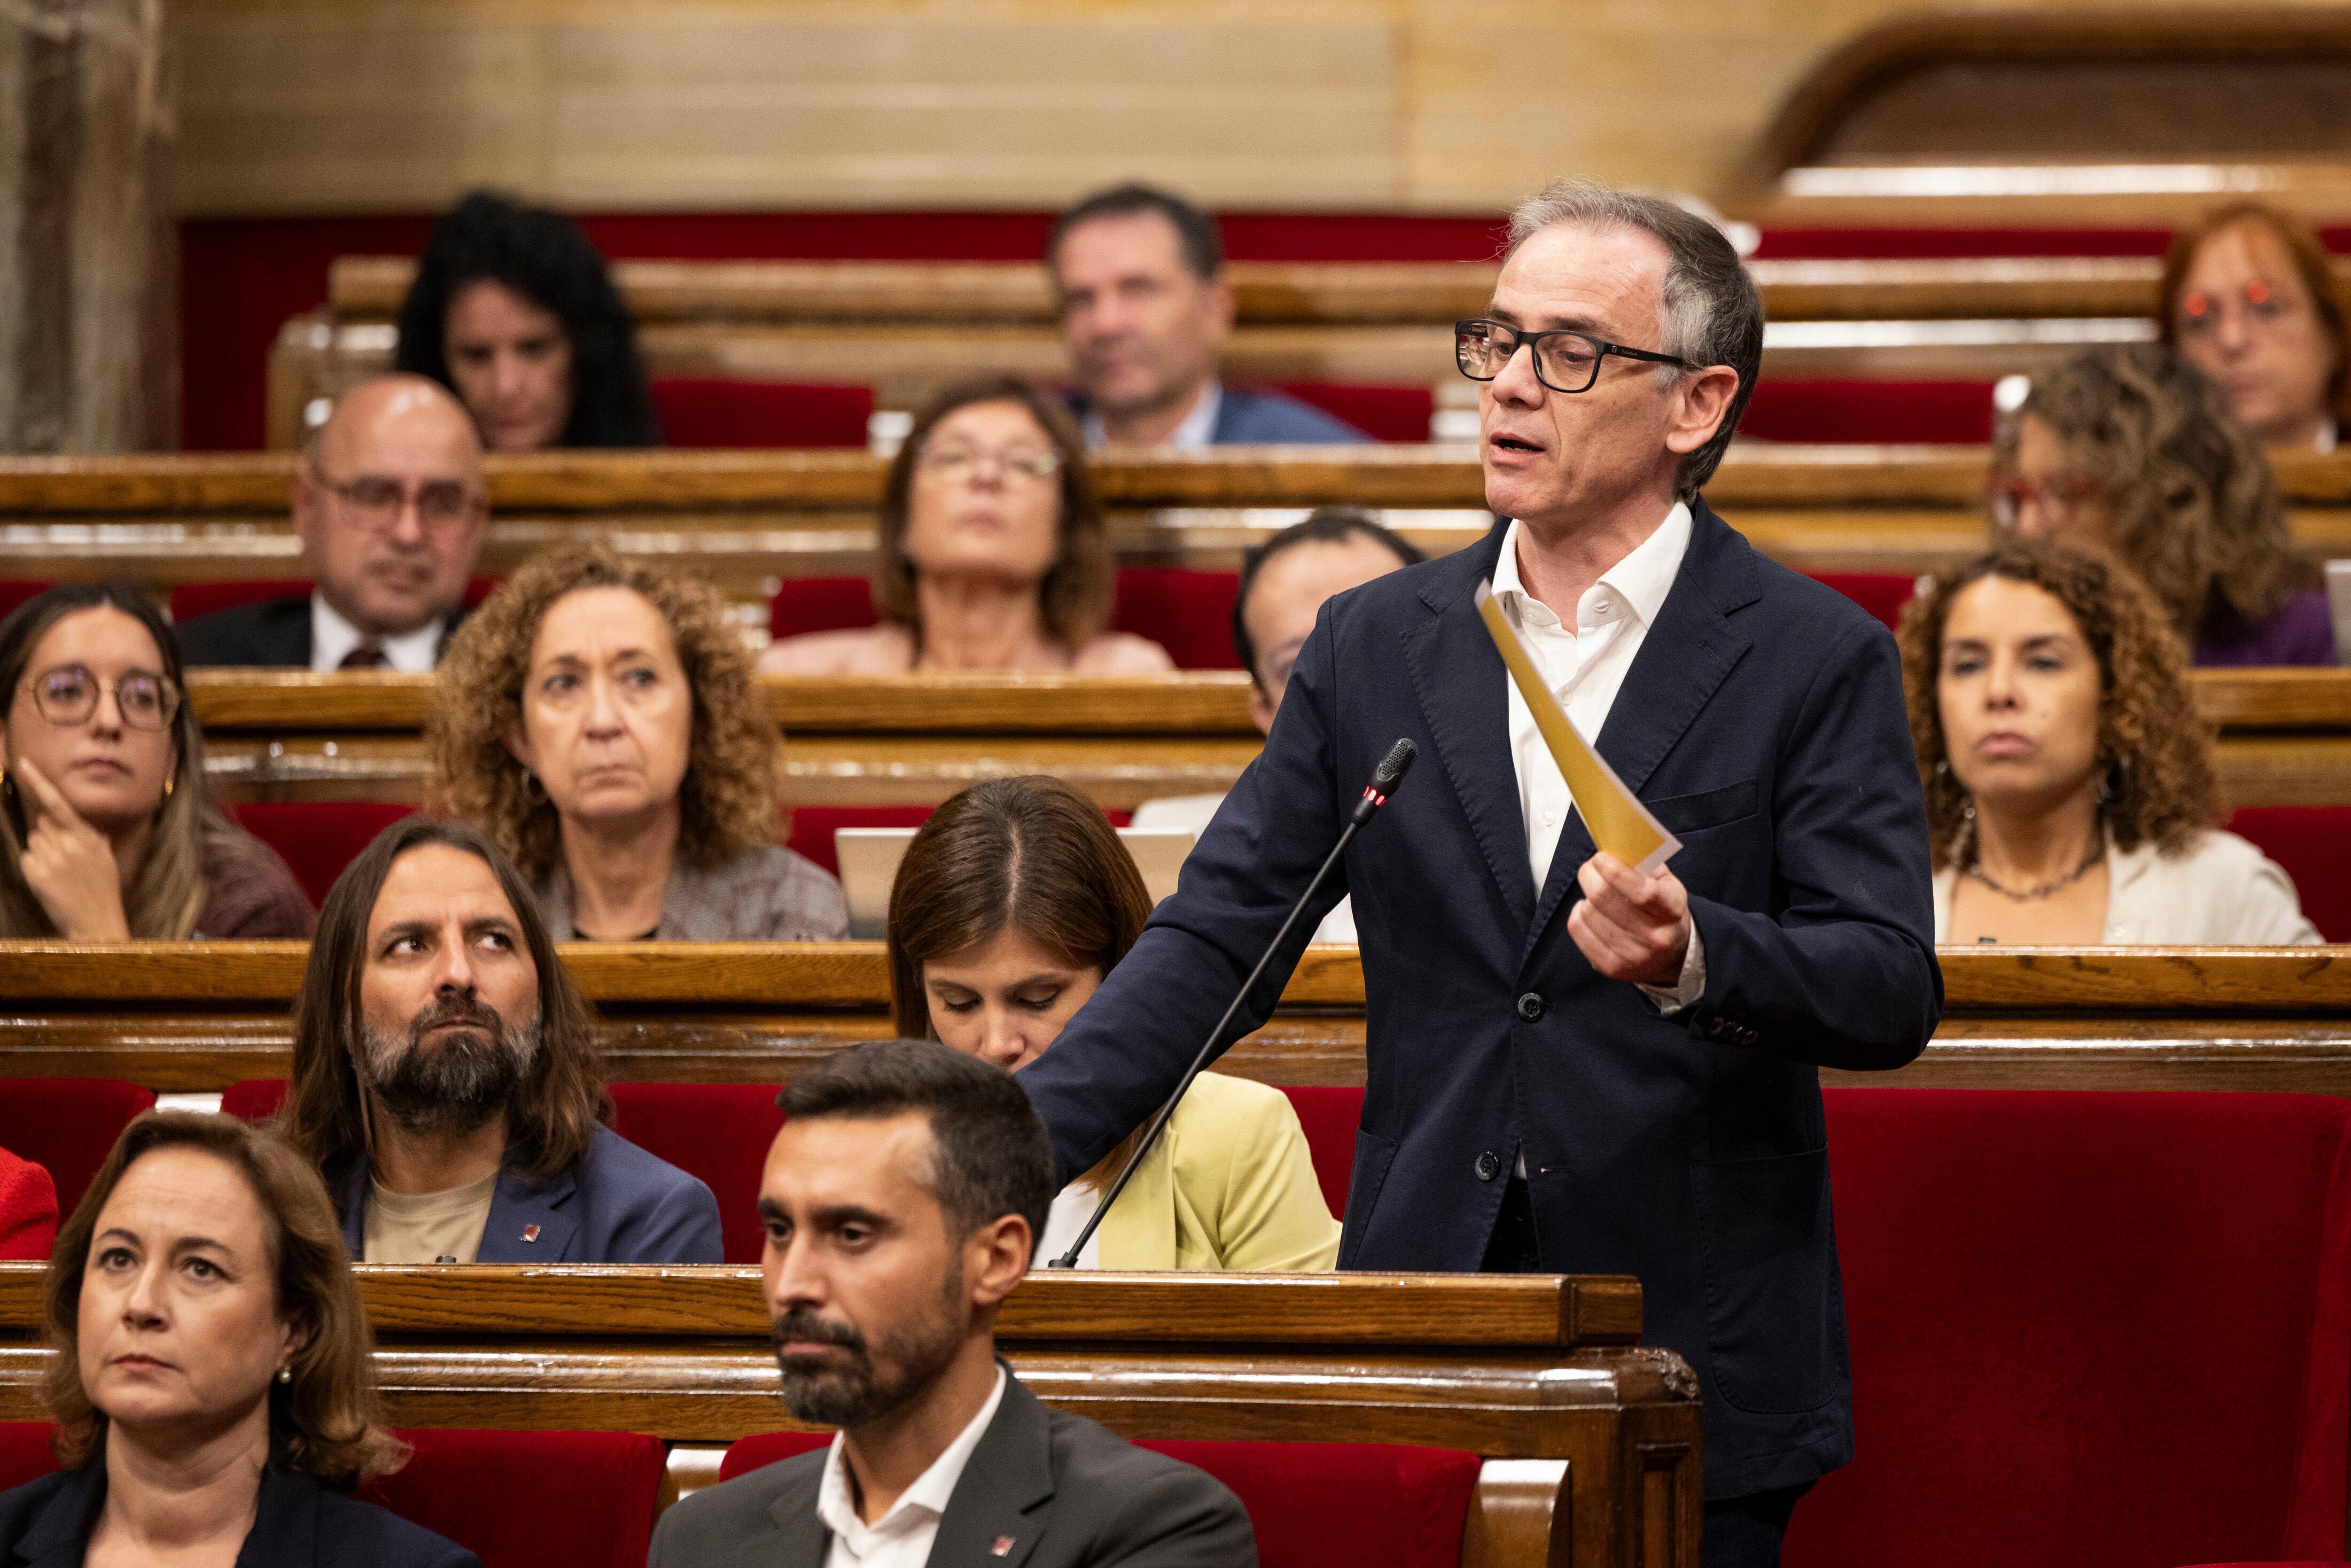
[771,1308,867,1356]
[408,993,507,1044]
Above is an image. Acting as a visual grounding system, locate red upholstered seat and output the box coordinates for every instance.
[0,1423,59,1491]
[0,1080,157,1218]
[722,1432,1475,1568]
[171,577,501,624]
[1807,573,1918,633]
[609,1083,784,1265]
[232,801,414,908]
[1279,1086,1363,1220]
[769,576,876,643]
[0,582,55,623]
[360,1429,665,1568]
[781,805,936,879]
[769,570,1243,668]
[1787,1090,2351,1568]
[651,379,873,449]
[1740,380,1996,444]
[2227,807,2351,942]
[1264,382,1429,443]
[221,1079,289,1123]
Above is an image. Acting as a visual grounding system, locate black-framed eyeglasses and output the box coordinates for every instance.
[1454,318,1695,395]
[20,664,181,732]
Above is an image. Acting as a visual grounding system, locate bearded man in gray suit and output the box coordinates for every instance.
[649,1040,1256,1568]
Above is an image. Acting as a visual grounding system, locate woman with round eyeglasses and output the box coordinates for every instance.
[2158,202,2350,453]
[0,584,311,939]
[760,375,1175,674]
[1989,344,2332,666]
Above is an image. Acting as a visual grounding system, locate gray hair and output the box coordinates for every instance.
[1505,179,1764,498]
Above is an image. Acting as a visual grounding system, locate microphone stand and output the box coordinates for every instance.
[1049,739,1416,1269]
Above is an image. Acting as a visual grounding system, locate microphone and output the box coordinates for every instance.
[1049,738,1418,1268]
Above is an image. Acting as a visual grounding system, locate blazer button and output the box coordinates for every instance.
[1516,992,1546,1022]
[1475,1150,1502,1182]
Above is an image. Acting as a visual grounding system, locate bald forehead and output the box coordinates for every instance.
[1492,222,1670,338]
[320,376,484,477]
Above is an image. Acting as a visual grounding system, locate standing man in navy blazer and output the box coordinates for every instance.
[1049,183,1371,447]
[1019,180,1941,1567]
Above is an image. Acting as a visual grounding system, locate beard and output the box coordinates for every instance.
[770,1261,965,1430]
[360,993,540,1139]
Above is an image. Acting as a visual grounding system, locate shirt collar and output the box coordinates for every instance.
[815,1365,1008,1552]
[311,593,446,674]
[1491,501,1692,633]
[1082,381,1222,450]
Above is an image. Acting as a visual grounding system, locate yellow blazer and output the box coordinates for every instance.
[1095,1071,1341,1272]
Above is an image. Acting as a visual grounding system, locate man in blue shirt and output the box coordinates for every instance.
[1048,183,1371,447]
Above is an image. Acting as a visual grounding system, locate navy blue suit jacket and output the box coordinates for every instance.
[0,1466,477,1567]
[337,1126,722,1265]
[174,595,469,669]
[1020,499,1941,1499]
[1210,387,1369,444]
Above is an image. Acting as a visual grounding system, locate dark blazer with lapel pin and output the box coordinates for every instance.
[173,595,470,669]
[0,1464,478,1567]
[647,1368,1257,1567]
[1019,500,1942,1500]
[337,1125,723,1265]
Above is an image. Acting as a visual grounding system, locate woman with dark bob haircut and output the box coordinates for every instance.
[761,376,1173,674]
[0,583,309,940]
[886,775,1336,1270]
[395,189,660,453]
[0,1112,477,1566]
[1900,536,2317,945]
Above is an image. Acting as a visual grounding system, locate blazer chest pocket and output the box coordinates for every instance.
[1646,778,1757,837]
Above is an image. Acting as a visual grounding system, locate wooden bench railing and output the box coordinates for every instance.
[178,667,2351,810]
[0,1266,1698,1568]
[1,943,2345,1098]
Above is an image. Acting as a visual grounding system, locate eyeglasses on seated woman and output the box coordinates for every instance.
[0,1112,479,1567]
[2158,201,2350,454]
[886,774,1337,1272]
[430,543,846,942]
[760,376,1176,676]
[1900,537,2318,947]
[0,584,312,941]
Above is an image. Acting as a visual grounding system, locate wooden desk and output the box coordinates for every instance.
[0,1266,1699,1568]
[1,944,2346,1101]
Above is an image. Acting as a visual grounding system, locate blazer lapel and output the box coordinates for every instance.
[762,1463,835,1567]
[235,1470,316,1567]
[473,1164,580,1263]
[13,1469,100,1568]
[929,1369,1055,1568]
[1403,525,1537,933]
[1525,500,1758,946]
[337,1163,368,1260]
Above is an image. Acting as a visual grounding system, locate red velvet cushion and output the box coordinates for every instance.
[1740,381,1995,445]
[1749,229,2177,259]
[0,582,55,625]
[1137,1440,1476,1568]
[1265,382,1427,443]
[609,1083,784,1265]
[770,576,876,643]
[232,802,414,909]
[1789,1090,2351,1568]
[2227,807,2351,942]
[780,805,937,879]
[360,1429,664,1568]
[1113,570,1240,670]
[651,379,873,449]
[221,1079,289,1123]
[1807,572,1917,633]
[1279,1086,1364,1220]
[0,1148,57,1261]
[0,1423,59,1490]
[719,1429,833,1481]
[0,1080,157,1219]
[171,578,500,623]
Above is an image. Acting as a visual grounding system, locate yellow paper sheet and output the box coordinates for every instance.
[1476,580,1683,875]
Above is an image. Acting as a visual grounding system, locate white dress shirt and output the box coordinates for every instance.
[1489,506,1704,1013]
[815,1366,1008,1567]
[310,595,446,674]
[1083,381,1223,451]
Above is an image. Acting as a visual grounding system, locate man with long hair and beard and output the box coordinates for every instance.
[276,817,720,1264]
[651,1040,1256,1567]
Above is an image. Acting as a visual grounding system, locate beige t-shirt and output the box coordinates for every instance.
[362,1171,499,1265]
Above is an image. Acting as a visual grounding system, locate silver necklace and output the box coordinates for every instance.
[1963,842,2104,902]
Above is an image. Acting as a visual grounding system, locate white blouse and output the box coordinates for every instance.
[1934,829,2321,946]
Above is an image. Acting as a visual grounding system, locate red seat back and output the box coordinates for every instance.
[1789,1089,2351,1568]
[720,1429,834,1480]
[232,802,414,908]
[221,1079,289,1123]
[2227,807,2351,942]
[609,1083,784,1265]
[0,1423,58,1490]
[172,578,500,623]
[1740,380,1996,444]
[1808,572,1918,633]
[0,1080,157,1219]
[1264,382,1427,443]
[781,805,937,879]
[1278,1086,1363,1220]
[651,379,873,449]
[1112,569,1241,670]
[360,1429,665,1568]
[769,576,877,643]
[0,582,55,624]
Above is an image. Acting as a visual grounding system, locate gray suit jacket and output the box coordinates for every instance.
[649,1368,1256,1567]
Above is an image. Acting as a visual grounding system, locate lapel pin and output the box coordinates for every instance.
[520,1224,541,1243]
[991,1537,1015,1557]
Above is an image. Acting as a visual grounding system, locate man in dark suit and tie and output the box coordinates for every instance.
[649,1040,1257,1568]
[1018,180,1941,1568]
[175,374,486,670]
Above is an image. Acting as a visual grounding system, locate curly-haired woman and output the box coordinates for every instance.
[431,543,845,941]
[1900,537,2318,945]
[395,190,660,452]
[1991,344,2332,665]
